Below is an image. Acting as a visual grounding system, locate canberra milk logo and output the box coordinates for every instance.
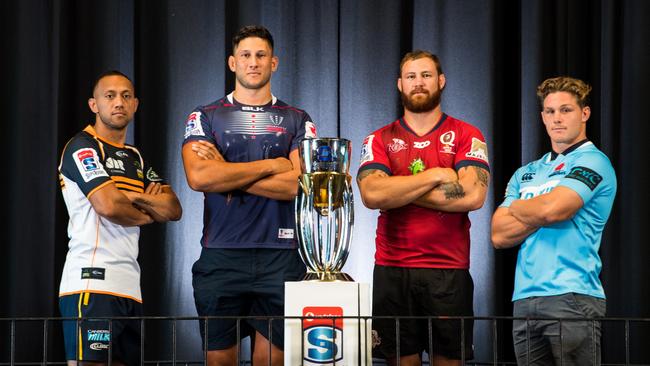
[302,306,343,365]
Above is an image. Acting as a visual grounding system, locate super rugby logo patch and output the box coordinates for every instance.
[184,111,205,139]
[360,135,375,164]
[72,148,108,183]
[305,121,317,139]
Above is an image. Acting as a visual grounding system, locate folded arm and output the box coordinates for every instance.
[413,165,489,212]
[490,207,539,249]
[241,149,302,200]
[509,186,584,227]
[89,183,154,226]
[357,167,457,210]
[122,183,182,222]
[182,140,292,193]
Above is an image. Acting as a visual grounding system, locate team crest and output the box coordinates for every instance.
[269,114,284,125]
[440,131,455,154]
[408,158,426,175]
[465,137,488,162]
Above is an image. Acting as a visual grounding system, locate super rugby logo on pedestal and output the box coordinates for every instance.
[302,306,343,365]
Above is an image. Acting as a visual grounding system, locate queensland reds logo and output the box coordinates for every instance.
[439,130,455,154]
[388,138,407,153]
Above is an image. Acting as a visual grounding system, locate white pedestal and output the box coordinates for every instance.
[285,281,372,366]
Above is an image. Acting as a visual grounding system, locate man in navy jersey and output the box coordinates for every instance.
[58,70,182,365]
[492,77,616,365]
[357,50,489,366]
[182,25,316,366]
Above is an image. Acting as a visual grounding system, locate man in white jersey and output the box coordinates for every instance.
[492,76,616,365]
[58,70,182,365]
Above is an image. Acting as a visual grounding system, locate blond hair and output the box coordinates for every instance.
[537,76,592,108]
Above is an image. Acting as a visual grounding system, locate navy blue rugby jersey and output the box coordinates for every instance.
[183,92,317,249]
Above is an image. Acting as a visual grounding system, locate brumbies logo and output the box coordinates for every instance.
[302,306,343,365]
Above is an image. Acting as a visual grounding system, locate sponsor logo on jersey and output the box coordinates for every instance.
[408,158,426,175]
[242,106,265,112]
[184,111,205,139]
[105,157,125,172]
[115,150,129,158]
[305,121,317,139]
[465,137,488,162]
[413,140,431,149]
[565,166,603,191]
[519,180,560,199]
[279,228,294,239]
[521,172,536,182]
[89,342,109,350]
[137,169,144,179]
[72,148,108,183]
[388,138,407,153]
[146,167,163,182]
[548,162,567,177]
[303,306,343,365]
[440,131,456,154]
[87,329,110,342]
[81,267,105,280]
[360,135,375,165]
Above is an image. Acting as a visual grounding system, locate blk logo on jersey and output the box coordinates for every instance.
[73,148,108,183]
[302,306,343,365]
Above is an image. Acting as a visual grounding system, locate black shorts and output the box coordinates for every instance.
[59,292,142,365]
[372,265,474,360]
[192,247,306,350]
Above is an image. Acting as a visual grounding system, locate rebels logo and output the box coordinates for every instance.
[302,306,343,365]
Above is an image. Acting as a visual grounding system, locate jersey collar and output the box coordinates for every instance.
[548,139,591,161]
[227,92,277,106]
[83,125,125,148]
[399,113,448,137]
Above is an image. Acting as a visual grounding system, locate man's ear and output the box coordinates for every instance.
[438,73,446,90]
[271,55,279,72]
[582,106,591,122]
[397,78,403,93]
[228,55,236,72]
[88,98,98,113]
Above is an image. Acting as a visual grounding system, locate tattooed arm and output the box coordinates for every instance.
[357,167,457,210]
[413,165,489,212]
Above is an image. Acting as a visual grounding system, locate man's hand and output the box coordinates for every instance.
[191,140,224,161]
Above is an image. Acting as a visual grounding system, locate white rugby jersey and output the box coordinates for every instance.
[58,125,165,302]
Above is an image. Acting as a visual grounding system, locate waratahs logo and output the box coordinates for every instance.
[303,306,343,365]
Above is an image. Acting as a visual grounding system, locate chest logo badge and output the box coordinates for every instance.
[388,138,407,153]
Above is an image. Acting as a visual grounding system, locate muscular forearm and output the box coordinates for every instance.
[243,169,301,201]
[413,182,485,212]
[360,173,443,210]
[186,158,278,192]
[130,189,182,222]
[96,196,154,226]
[491,210,538,249]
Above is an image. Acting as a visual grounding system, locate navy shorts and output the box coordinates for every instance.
[192,247,306,350]
[372,266,474,361]
[59,292,142,365]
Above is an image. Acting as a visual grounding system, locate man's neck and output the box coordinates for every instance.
[232,84,273,106]
[93,120,127,146]
[402,107,443,136]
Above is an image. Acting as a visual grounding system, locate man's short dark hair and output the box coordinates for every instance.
[92,70,133,95]
[232,25,274,53]
[399,50,443,76]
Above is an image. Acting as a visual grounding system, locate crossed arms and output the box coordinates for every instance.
[357,164,489,213]
[490,186,584,249]
[182,140,301,201]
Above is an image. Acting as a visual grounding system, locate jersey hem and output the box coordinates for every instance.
[59,290,143,303]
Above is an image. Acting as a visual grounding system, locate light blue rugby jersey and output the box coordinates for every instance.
[500,140,616,301]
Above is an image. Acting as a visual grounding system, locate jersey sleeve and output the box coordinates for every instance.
[59,136,112,197]
[499,169,523,208]
[357,131,392,176]
[558,153,616,203]
[182,108,216,146]
[454,125,490,172]
[291,111,317,151]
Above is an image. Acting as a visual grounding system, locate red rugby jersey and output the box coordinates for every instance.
[358,114,489,268]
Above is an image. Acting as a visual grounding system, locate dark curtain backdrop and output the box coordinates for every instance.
[1,0,649,362]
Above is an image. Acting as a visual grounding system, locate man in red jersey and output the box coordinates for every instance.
[357,50,489,366]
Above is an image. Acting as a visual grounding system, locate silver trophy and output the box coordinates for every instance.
[295,138,354,281]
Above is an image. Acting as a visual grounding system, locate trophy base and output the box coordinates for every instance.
[303,271,354,282]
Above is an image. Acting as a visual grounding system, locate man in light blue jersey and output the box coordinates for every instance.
[491,76,616,366]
